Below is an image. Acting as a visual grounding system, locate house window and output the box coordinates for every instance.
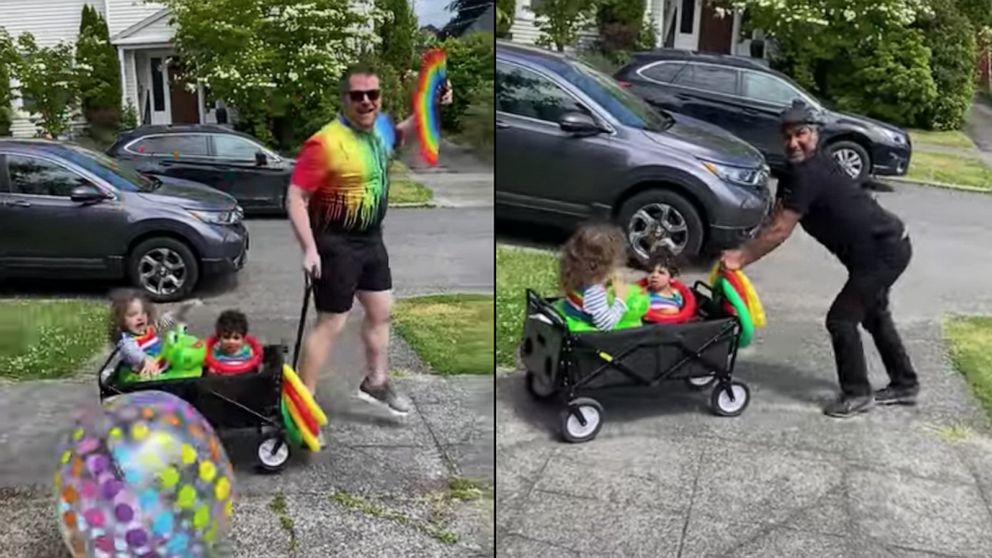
[679,0,696,34]
[150,57,165,111]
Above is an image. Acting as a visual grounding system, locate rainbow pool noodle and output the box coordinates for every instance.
[413,48,447,166]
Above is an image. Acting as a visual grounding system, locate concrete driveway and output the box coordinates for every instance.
[497,182,992,557]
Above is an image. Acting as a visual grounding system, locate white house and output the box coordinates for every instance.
[2,0,222,138]
[509,0,756,58]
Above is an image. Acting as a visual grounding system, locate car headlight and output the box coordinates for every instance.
[882,130,907,145]
[188,208,241,225]
[701,160,768,188]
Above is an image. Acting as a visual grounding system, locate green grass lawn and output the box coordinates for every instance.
[944,316,992,419]
[495,245,559,368]
[906,151,992,191]
[0,299,108,380]
[389,161,433,205]
[908,129,975,150]
[393,294,493,375]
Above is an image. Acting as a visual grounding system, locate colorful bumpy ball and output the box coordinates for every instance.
[54,390,234,558]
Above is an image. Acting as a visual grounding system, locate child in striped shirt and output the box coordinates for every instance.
[560,222,630,331]
[108,289,201,378]
[644,248,684,316]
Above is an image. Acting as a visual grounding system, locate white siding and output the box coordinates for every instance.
[0,0,103,137]
[0,0,100,47]
[106,0,164,38]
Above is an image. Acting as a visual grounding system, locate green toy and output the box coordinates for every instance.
[120,326,206,383]
[556,285,650,333]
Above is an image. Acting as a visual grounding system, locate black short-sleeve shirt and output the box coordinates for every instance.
[776,152,904,269]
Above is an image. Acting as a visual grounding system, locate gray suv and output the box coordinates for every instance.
[496,41,771,260]
[0,140,248,302]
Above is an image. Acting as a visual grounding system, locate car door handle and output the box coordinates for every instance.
[496,120,510,129]
[8,199,31,208]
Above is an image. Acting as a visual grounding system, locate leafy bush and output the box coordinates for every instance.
[497,0,515,37]
[439,33,494,132]
[821,28,937,127]
[532,0,597,52]
[12,33,78,138]
[917,0,977,130]
[456,79,494,160]
[76,4,121,132]
[160,0,381,151]
[596,0,644,51]
[376,0,417,72]
[121,101,138,130]
[0,29,13,136]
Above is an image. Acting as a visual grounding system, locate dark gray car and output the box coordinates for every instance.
[496,41,771,260]
[0,140,248,302]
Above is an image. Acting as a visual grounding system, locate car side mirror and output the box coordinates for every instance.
[255,151,268,166]
[558,111,603,136]
[70,184,107,204]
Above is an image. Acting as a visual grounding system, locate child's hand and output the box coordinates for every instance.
[140,358,161,377]
[612,274,628,299]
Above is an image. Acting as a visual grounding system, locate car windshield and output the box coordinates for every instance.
[559,59,673,132]
[63,144,159,192]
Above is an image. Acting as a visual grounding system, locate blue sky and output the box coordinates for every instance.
[413,0,455,28]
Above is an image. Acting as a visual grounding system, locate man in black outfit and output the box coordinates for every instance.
[720,102,920,418]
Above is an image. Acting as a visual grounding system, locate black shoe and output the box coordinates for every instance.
[875,384,920,406]
[823,394,875,418]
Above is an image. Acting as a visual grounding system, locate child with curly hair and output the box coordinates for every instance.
[559,222,631,330]
[108,289,201,378]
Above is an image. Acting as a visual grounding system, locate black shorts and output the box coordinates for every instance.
[313,231,392,313]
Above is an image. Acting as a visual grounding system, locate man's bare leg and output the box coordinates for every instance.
[298,311,349,395]
[357,290,391,386]
[355,290,410,415]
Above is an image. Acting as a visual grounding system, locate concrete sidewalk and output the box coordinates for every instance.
[496,317,992,558]
[0,312,494,558]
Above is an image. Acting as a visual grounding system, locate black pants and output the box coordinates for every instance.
[825,235,918,396]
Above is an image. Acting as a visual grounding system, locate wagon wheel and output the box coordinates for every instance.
[560,397,604,443]
[525,369,556,401]
[256,435,291,473]
[709,381,751,417]
[685,374,716,391]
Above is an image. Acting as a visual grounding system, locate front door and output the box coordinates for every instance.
[0,153,129,274]
[674,0,702,50]
[169,62,200,124]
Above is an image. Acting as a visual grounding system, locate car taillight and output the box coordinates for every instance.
[616,80,632,88]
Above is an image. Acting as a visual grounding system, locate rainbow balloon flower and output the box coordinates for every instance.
[413,48,448,166]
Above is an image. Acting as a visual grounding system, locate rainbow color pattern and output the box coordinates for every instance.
[295,114,396,232]
[413,48,447,166]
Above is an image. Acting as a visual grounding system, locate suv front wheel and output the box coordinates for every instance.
[618,189,704,265]
[128,237,200,302]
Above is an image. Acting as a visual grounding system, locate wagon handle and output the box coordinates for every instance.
[525,288,568,330]
[292,270,318,369]
[96,346,125,395]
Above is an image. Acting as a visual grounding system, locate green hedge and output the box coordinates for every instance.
[919,0,977,130]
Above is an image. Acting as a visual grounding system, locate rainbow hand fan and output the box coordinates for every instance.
[413,48,448,166]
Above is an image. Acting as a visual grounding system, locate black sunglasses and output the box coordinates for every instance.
[347,89,381,102]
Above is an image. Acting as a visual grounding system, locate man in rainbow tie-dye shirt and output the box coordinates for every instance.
[286,63,452,417]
